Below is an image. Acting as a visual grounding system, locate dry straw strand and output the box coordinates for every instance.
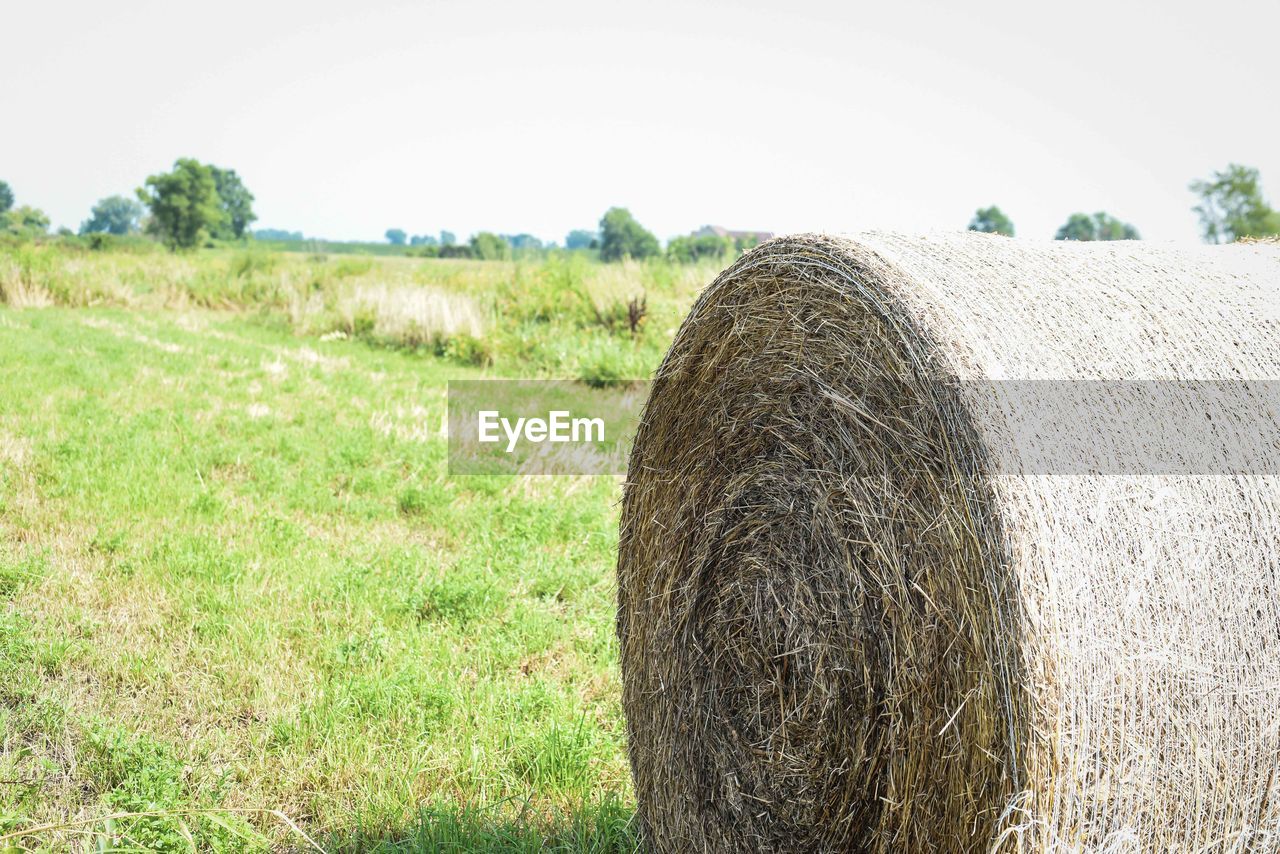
[616,232,1280,852]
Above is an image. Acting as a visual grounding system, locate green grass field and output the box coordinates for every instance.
[0,248,720,851]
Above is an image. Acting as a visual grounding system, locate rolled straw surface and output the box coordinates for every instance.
[616,232,1280,852]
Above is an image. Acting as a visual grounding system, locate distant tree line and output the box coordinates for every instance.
[0,179,51,238]
[0,161,259,248]
[1055,212,1139,241]
[666,232,764,263]
[385,228,550,256]
[3,161,1277,253]
[255,228,304,242]
[384,209,670,263]
[565,229,599,250]
[967,163,1280,244]
[968,205,1142,241]
[386,231,515,260]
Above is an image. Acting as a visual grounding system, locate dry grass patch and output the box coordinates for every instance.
[338,283,486,347]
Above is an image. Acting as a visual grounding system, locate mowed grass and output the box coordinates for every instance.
[0,305,640,851]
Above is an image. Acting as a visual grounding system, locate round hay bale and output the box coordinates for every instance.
[616,232,1280,852]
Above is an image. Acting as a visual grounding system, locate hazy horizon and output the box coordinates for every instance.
[5,0,1278,244]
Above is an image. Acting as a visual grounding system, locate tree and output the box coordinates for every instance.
[1190,164,1280,243]
[410,234,439,247]
[599,207,659,261]
[502,233,543,250]
[137,159,225,249]
[438,243,473,259]
[440,230,456,247]
[667,234,732,263]
[469,231,510,260]
[254,228,304,241]
[210,167,256,239]
[1054,213,1094,241]
[385,228,407,245]
[2,205,50,237]
[1093,213,1140,241]
[80,195,143,235]
[1054,211,1140,241]
[968,206,1015,236]
[0,181,13,214]
[565,229,599,250]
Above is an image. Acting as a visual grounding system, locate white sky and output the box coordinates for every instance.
[4,0,1277,244]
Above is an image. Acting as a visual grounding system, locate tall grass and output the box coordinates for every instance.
[335,283,486,348]
[0,254,53,307]
[0,243,724,382]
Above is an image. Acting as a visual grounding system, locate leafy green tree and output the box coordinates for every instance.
[438,243,472,259]
[1054,211,1140,241]
[968,206,1015,236]
[1094,213,1140,241]
[0,181,13,214]
[1190,164,1280,243]
[2,205,50,237]
[137,159,225,249]
[210,168,256,239]
[440,230,456,246]
[469,231,510,260]
[599,207,659,261]
[80,195,143,235]
[1054,213,1094,241]
[565,229,599,250]
[667,234,732,263]
[385,228,407,246]
[501,233,542,251]
[410,234,439,247]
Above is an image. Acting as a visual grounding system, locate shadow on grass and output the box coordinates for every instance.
[304,797,642,853]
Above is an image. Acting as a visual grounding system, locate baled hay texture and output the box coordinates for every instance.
[616,233,1280,852]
